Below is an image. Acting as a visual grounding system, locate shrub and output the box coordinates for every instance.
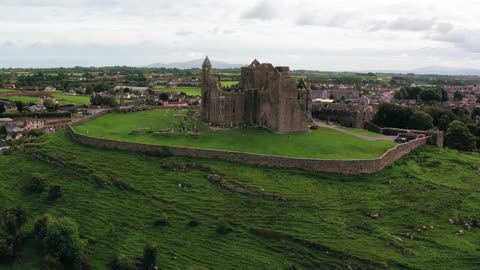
[25,173,46,193]
[34,214,55,240]
[0,229,15,262]
[216,217,233,234]
[142,244,157,270]
[47,185,63,201]
[111,252,137,270]
[73,251,94,270]
[153,213,169,226]
[41,255,62,270]
[445,120,476,152]
[27,129,45,137]
[188,217,200,227]
[42,217,87,263]
[3,205,27,234]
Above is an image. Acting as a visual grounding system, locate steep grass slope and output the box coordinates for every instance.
[0,131,479,269]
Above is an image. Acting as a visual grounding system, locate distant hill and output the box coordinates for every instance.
[145,59,243,69]
[362,66,480,76]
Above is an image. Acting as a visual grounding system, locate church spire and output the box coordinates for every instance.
[202,56,212,68]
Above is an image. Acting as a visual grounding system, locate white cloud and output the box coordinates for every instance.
[0,0,480,70]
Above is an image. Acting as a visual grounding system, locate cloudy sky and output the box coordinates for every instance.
[1,0,480,71]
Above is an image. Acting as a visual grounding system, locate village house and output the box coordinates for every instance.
[2,83,16,89]
[44,86,56,92]
[312,103,374,129]
[0,139,10,152]
[24,119,45,131]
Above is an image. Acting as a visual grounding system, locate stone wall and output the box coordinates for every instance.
[66,124,427,175]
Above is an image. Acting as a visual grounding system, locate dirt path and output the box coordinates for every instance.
[314,121,395,141]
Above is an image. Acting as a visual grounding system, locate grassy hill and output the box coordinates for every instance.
[74,109,396,160]
[0,131,480,269]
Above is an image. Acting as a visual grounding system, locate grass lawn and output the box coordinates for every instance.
[0,91,91,105]
[53,91,91,105]
[340,127,383,137]
[220,81,239,87]
[154,86,201,96]
[0,88,15,93]
[0,95,38,104]
[1,131,479,269]
[74,109,396,160]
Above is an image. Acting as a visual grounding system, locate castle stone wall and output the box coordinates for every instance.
[66,124,427,175]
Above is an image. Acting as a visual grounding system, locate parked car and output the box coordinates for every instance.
[395,132,418,143]
[394,135,407,143]
[417,134,426,139]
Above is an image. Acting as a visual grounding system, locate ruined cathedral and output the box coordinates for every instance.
[201,57,312,133]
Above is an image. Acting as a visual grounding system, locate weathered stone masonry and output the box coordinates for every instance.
[201,57,312,134]
[66,124,427,175]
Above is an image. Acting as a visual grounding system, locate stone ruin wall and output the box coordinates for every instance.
[66,123,427,175]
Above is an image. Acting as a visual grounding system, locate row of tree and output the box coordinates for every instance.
[373,103,479,151]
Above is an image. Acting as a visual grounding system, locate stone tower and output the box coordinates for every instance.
[201,57,311,133]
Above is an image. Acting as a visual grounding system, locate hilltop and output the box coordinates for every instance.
[0,130,479,269]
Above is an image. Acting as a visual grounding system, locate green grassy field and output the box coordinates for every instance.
[341,127,383,137]
[74,109,396,160]
[1,130,480,269]
[0,91,91,105]
[0,88,15,93]
[53,91,91,105]
[220,81,239,87]
[154,86,201,96]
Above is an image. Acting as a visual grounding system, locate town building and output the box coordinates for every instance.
[201,57,312,133]
[312,103,374,129]
[24,119,45,130]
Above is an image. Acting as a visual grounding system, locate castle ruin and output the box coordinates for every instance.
[201,57,312,133]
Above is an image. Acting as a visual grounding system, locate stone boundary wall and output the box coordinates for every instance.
[66,124,427,175]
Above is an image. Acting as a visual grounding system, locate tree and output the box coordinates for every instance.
[418,89,441,104]
[159,93,169,102]
[43,99,59,112]
[441,89,448,102]
[472,107,480,119]
[437,114,451,132]
[372,103,412,129]
[409,111,434,130]
[0,103,5,114]
[42,217,86,262]
[142,244,157,270]
[25,173,46,193]
[15,101,24,112]
[47,185,63,201]
[453,91,464,101]
[445,120,476,152]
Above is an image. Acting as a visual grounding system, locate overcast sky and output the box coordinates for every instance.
[1,0,480,71]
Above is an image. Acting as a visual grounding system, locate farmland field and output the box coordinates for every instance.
[220,81,239,87]
[0,91,91,105]
[74,109,396,160]
[0,88,15,93]
[0,130,480,269]
[154,86,201,96]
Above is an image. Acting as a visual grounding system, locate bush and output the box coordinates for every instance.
[25,173,46,193]
[27,129,45,137]
[216,217,233,234]
[445,120,477,152]
[41,255,62,270]
[0,229,15,262]
[188,217,200,227]
[73,251,94,270]
[3,205,27,234]
[47,185,63,201]
[142,244,157,270]
[34,214,54,240]
[111,252,137,270]
[153,213,169,226]
[42,217,87,263]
